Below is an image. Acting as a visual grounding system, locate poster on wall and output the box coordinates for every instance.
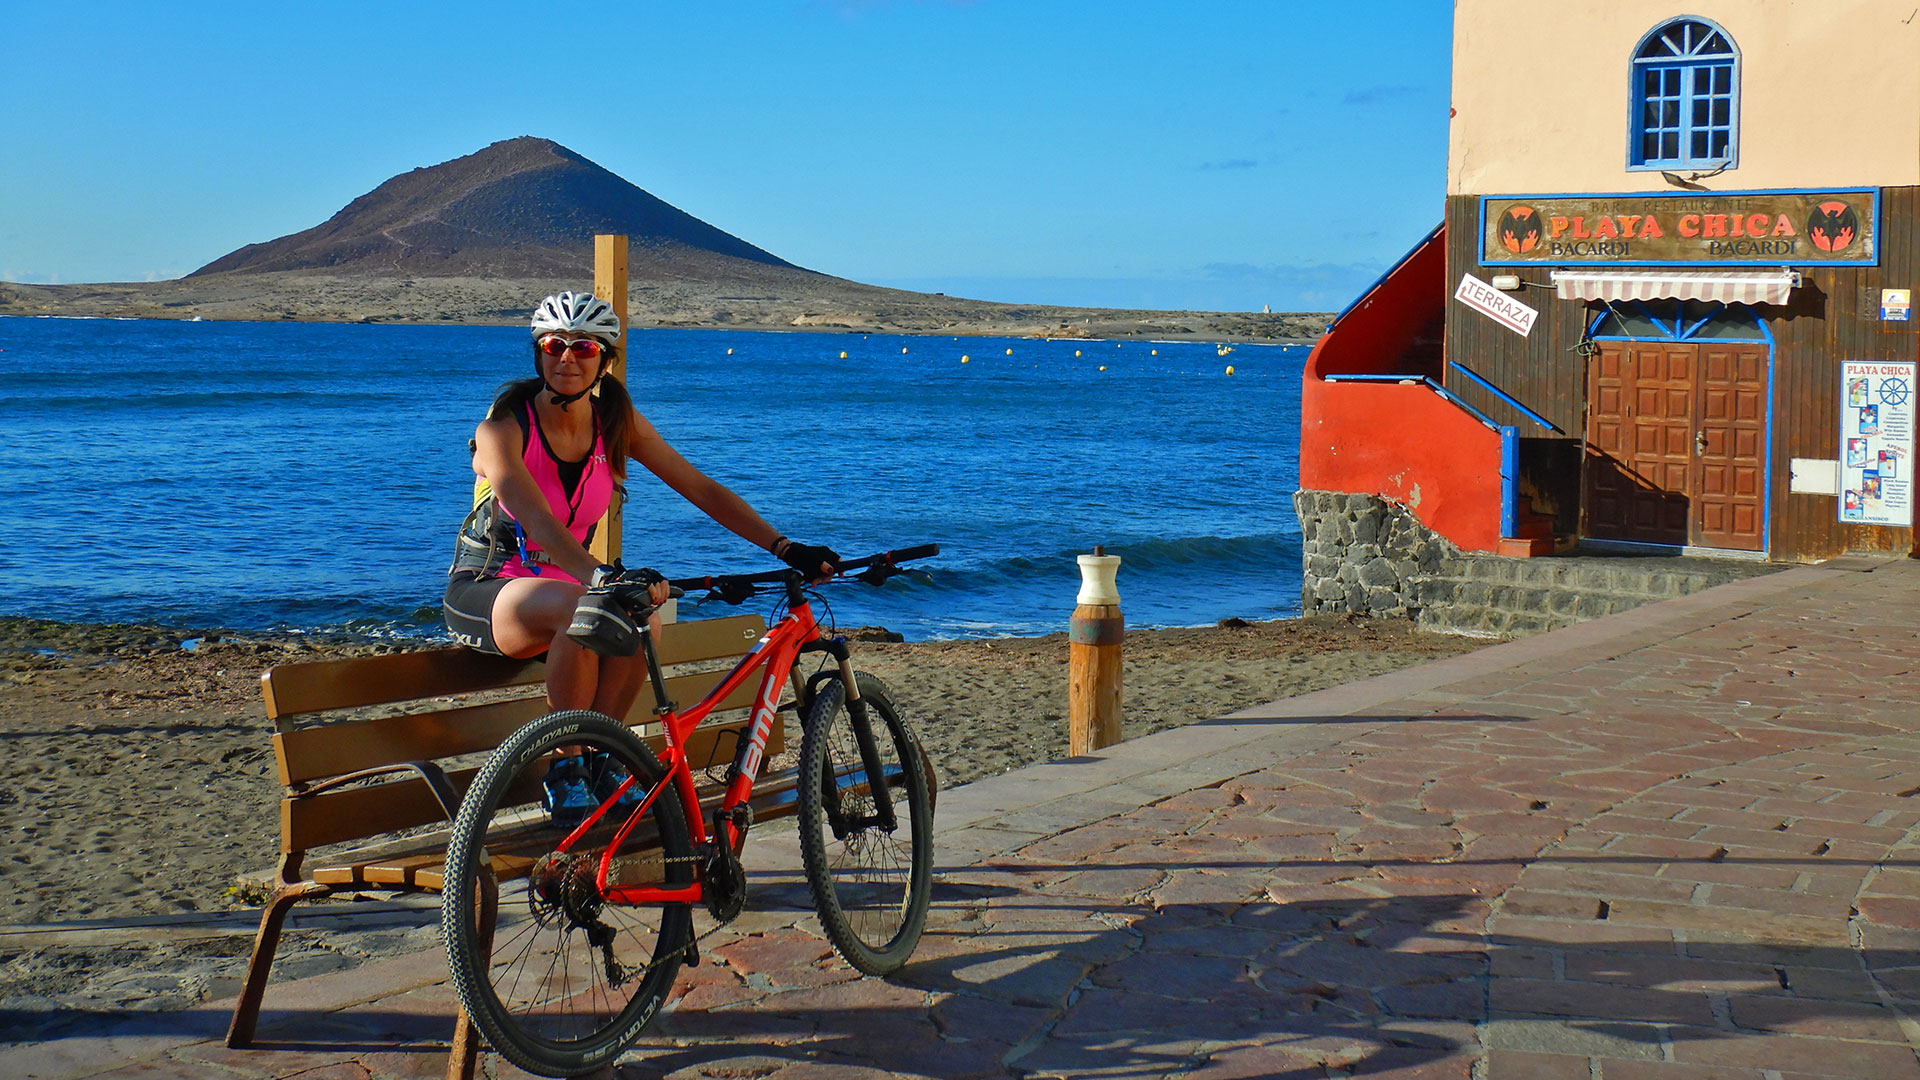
[1838,361,1915,526]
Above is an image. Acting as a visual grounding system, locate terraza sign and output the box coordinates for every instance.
[1480,190,1876,266]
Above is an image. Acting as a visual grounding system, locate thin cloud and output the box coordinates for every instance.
[1199,158,1261,171]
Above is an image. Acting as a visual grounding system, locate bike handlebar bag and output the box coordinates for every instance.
[566,588,643,657]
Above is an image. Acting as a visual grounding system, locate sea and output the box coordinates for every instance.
[0,316,1305,642]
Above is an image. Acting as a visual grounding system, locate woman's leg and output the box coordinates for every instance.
[588,614,658,720]
[490,577,599,711]
[489,578,658,717]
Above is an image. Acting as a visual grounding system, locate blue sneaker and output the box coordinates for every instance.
[541,755,596,829]
[590,752,647,812]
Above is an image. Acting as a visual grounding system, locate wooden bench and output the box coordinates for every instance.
[226,613,792,1080]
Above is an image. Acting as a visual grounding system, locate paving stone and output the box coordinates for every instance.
[1668,1026,1920,1077]
[1486,915,1677,953]
[1008,1032,1213,1078]
[1857,895,1920,930]
[1499,891,1607,920]
[1700,883,1856,919]
[1090,951,1256,1000]
[347,1049,449,1079]
[1481,1049,1592,1079]
[711,934,836,976]
[1724,993,1911,1041]
[1178,1043,1324,1079]
[1482,1014,1665,1058]
[652,1053,802,1080]
[1563,952,1780,995]
[1375,978,1485,1020]
[1600,1061,1772,1079]
[1602,900,1848,946]
[1489,976,1715,1026]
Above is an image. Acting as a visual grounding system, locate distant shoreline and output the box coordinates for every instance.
[0,310,1324,347]
[0,273,1333,345]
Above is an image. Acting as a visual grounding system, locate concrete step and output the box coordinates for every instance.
[1411,554,1785,638]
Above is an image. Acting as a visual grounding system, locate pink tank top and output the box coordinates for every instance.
[495,403,615,584]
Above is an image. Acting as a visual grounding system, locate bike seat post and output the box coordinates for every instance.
[638,624,675,717]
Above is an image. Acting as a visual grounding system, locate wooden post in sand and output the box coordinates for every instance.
[1069,546,1123,756]
[589,234,628,565]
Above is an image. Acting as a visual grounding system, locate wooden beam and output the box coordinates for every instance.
[592,234,629,564]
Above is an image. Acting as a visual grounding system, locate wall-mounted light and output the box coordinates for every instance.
[1490,274,1523,291]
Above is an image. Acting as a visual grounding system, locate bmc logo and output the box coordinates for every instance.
[737,702,777,778]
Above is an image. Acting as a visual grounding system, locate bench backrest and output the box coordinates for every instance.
[263,614,772,855]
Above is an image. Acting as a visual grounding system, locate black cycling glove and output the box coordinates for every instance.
[621,566,667,588]
[777,539,841,580]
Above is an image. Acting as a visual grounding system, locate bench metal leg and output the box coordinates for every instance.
[446,867,499,1080]
[227,858,328,1048]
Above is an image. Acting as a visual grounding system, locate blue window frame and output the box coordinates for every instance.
[1588,299,1767,341]
[1628,17,1739,171]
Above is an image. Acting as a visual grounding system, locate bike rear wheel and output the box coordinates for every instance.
[796,673,934,975]
[442,710,693,1077]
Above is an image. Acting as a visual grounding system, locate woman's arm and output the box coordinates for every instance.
[627,408,785,553]
[471,416,605,583]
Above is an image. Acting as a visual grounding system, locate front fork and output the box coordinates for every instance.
[801,636,899,836]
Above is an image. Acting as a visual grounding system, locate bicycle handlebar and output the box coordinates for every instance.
[665,543,940,596]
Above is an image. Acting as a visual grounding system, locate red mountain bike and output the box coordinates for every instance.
[441,545,938,1076]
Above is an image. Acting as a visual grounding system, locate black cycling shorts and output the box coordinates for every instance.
[443,572,514,655]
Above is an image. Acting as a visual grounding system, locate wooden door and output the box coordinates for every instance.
[1583,339,1769,551]
[1584,342,1690,545]
[1692,343,1767,550]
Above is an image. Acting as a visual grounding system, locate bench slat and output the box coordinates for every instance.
[261,614,767,721]
[282,711,787,852]
[301,766,838,893]
[274,669,761,786]
[414,771,804,890]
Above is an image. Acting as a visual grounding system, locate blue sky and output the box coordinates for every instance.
[0,1,1453,312]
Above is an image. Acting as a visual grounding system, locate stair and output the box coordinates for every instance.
[1412,553,1783,638]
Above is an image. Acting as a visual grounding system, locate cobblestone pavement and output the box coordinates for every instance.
[12,557,1920,1079]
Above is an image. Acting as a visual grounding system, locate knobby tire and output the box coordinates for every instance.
[442,710,693,1077]
[796,674,934,975]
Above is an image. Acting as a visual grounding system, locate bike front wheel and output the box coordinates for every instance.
[442,709,693,1077]
[796,673,934,975]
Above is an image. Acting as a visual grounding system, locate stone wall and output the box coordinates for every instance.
[1293,489,1786,637]
[1293,491,1463,619]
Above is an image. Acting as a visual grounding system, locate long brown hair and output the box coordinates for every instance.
[489,345,634,476]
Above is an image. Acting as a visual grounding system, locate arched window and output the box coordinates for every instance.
[1629,17,1739,170]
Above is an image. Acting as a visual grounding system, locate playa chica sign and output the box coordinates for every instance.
[1480,190,1877,266]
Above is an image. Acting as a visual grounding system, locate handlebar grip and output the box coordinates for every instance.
[880,543,939,564]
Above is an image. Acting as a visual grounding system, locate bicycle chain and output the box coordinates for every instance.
[592,848,740,988]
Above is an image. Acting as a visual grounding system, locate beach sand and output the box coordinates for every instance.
[0,615,1490,928]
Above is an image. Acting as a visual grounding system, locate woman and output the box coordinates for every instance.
[443,292,837,817]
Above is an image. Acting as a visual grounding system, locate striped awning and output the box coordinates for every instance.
[1550,269,1798,305]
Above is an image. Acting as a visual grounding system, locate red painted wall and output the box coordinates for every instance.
[1307,225,1448,382]
[1299,379,1504,552]
[1299,224,1506,553]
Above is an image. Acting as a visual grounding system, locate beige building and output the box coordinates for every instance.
[1302,1,1918,563]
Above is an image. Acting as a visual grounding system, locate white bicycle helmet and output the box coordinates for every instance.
[530,291,622,344]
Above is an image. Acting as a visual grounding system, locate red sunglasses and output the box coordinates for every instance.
[538,335,605,360]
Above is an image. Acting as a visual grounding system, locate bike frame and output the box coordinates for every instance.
[552,593,831,907]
